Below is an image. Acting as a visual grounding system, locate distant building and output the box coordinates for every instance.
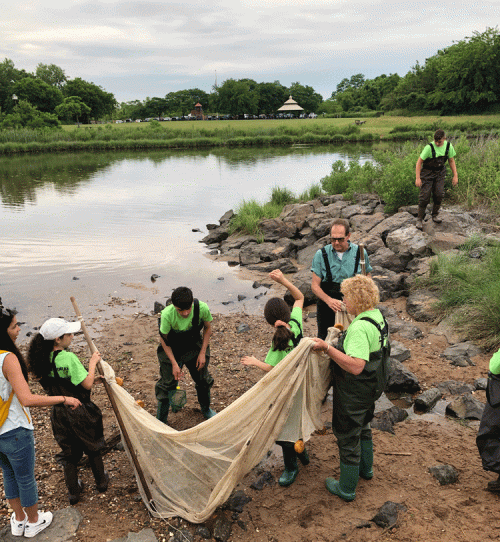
[189,102,206,120]
[277,96,304,116]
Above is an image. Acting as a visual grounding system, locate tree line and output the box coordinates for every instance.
[1,27,499,129]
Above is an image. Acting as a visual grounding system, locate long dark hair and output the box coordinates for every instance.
[264,297,293,352]
[0,299,29,382]
[27,333,56,383]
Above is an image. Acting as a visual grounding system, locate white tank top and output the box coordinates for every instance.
[0,352,33,435]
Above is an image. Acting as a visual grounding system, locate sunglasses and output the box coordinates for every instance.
[330,237,346,243]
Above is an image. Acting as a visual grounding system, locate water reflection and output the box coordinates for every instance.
[0,145,376,335]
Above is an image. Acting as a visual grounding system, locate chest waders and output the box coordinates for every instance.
[155,299,214,423]
[418,141,450,222]
[316,246,360,340]
[45,350,108,504]
[477,372,500,477]
[326,315,390,501]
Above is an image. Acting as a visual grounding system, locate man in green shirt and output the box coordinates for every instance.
[415,129,458,229]
[155,287,215,423]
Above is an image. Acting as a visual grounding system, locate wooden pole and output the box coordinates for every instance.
[70,297,155,508]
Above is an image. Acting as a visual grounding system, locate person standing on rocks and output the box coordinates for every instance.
[476,347,500,493]
[311,218,371,340]
[155,287,215,423]
[312,275,390,502]
[241,269,308,487]
[415,128,458,229]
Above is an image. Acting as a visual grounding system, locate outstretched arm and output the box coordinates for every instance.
[270,269,304,309]
[241,355,272,372]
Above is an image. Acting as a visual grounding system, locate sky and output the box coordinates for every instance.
[1,1,498,104]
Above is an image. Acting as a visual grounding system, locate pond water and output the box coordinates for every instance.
[0,145,374,336]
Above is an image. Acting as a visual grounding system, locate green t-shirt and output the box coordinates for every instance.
[489,348,500,374]
[49,350,88,386]
[159,301,213,335]
[264,306,302,368]
[343,309,387,362]
[420,141,456,160]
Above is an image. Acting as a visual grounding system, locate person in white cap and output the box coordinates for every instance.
[27,318,109,506]
[1,301,81,538]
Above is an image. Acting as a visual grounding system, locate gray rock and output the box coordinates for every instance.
[397,323,424,340]
[386,225,430,263]
[226,490,252,513]
[271,238,297,260]
[350,212,386,233]
[153,302,165,314]
[297,241,323,266]
[237,295,246,301]
[201,223,230,244]
[435,381,475,396]
[371,406,408,434]
[428,465,459,486]
[220,234,258,252]
[258,218,297,242]
[213,516,232,542]
[370,211,416,239]
[219,209,234,225]
[442,342,482,367]
[0,507,84,542]
[250,471,275,490]
[371,267,405,301]
[428,232,469,253]
[475,377,488,391]
[371,501,407,528]
[414,388,442,411]
[237,323,250,333]
[239,242,277,265]
[283,268,316,306]
[386,359,421,393]
[195,526,212,539]
[406,290,439,322]
[369,247,406,273]
[446,393,485,420]
[172,529,193,542]
[389,341,411,362]
[356,232,385,254]
[280,202,316,230]
[206,223,218,230]
[246,258,298,274]
[341,204,373,219]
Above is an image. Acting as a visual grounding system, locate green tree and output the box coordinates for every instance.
[63,78,117,121]
[55,96,91,124]
[14,77,63,113]
[332,74,365,98]
[35,63,67,89]
[0,99,60,129]
[0,58,31,114]
[215,79,259,117]
[257,81,288,114]
[164,89,210,116]
[287,82,323,113]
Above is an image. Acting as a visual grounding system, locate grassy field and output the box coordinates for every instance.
[61,114,500,138]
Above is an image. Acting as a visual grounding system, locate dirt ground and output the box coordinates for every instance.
[2,289,500,542]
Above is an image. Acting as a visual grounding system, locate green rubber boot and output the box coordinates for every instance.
[325,463,359,502]
[156,399,170,424]
[297,446,310,466]
[279,444,299,487]
[359,439,374,480]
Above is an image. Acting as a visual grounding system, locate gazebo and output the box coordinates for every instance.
[277,96,304,116]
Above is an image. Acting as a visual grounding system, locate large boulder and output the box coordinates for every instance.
[371,267,405,301]
[370,212,416,240]
[258,219,298,242]
[386,359,421,393]
[428,232,469,254]
[350,212,386,233]
[280,202,318,230]
[446,393,485,420]
[406,290,439,322]
[369,247,406,273]
[386,226,430,263]
[283,268,316,306]
[246,258,298,274]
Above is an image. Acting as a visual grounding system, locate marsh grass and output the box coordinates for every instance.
[421,243,500,349]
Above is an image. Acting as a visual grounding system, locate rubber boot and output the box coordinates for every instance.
[416,205,426,230]
[297,446,310,466]
[359,439,374,480]
[278,443,299,487]
[487,474,500,493]
[156,399,170,424]
[325,463,359,502]
[198,389,216,419]
[63,463,84,505]
[88,453,109,493]
[432,203,442,223]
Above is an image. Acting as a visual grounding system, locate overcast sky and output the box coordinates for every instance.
[1,1,498,103]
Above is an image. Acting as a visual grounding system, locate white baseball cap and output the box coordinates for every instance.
[39,318,81,340]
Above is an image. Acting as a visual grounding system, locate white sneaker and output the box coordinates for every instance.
[24,511,53,538]
[10,511,27,536]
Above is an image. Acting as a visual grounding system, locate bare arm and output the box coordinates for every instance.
[311,272,343,312]
[448,157,458,186]
[270,269,304,309]
[3,354,81,409]
[80,351,101,390]
[415,157,423,187]
[241,356,272,373]
[311,338,366,375]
